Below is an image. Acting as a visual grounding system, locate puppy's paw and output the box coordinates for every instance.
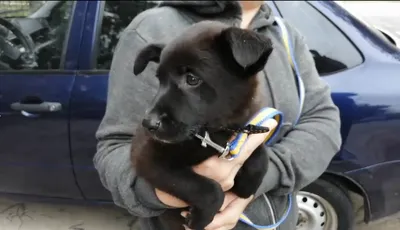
[231,180,257,198]
[232,167,266,198]
[232,148,268,198]
[185,190,224,230]
[185,207,212,230]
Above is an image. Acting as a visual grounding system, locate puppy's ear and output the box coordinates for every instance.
[133,43,165,76]
[219,27,273,76]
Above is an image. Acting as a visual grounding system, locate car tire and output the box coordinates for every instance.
[296,178,354,230]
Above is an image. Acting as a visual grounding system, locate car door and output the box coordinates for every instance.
[271,0,365,157]
[273,1,400,220]
[0,1,87,199]
[69,0,158,201]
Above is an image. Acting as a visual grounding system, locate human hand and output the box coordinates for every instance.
[192,118,278,191]
[155,188,189,208]
[155,118,277,208]
[205,194,253,230]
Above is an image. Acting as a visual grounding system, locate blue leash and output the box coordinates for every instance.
[236,16,305,229]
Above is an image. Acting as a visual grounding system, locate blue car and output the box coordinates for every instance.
[0,1,399,229]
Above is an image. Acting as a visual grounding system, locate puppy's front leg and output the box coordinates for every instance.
[159,209,187,230]
[145,167,224,230]
[231,146,268,198]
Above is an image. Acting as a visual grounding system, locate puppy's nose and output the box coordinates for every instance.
[142,115,161,132]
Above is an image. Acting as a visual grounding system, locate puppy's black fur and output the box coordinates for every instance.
[131,21,274,230]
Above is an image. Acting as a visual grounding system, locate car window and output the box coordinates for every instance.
[0,1,45,17]
[274,1,363,76]
[95,1,158,70]
[0,1,74,70]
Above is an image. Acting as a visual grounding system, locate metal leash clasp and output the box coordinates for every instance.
[194,131,232,160]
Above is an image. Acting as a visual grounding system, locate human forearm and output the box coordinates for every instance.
[155,189,189,208]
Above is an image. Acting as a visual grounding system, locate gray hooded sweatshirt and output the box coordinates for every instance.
[94,1,342,230]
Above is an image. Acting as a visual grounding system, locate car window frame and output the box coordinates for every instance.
[0,1,81,74]
[88,1,159,71]
[90,0,106,71]
[58,1,78,69]
[273,0,365,77]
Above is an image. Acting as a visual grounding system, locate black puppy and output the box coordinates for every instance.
[131,20,274,230]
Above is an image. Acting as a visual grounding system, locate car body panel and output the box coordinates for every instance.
[0,73,81,198]
[69,1,111,201]
[312,1,400,220]
[271,1,400,220]
[0,1,88,199]
[69,72,109,200]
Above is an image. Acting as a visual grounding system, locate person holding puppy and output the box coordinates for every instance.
[94,1,341,230]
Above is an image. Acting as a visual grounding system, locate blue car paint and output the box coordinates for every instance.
[0,1,89,200]
[307,1,400,221]
[0,0,399,223]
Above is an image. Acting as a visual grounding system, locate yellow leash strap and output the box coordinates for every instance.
[225,107,293,230]
[229,108,290,230]
[226,107,283,159]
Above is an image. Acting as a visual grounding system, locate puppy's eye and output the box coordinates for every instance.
[186,73,202,86]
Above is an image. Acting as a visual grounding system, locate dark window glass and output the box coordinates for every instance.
[275,1,363,75]
[95,1,157,70]
[0,1,74,70]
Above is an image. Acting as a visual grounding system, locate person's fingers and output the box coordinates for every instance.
[192,156,224,182]
[205,196,252,230]
[219,192,238,211]
[192,155,218,176]
[192,119,278,189]
[204,209,237,230]
[155,189,188,208]
[220,179,234,192]
[182,192,238,228]
[193,155,239,184]
[220,163,241,191]
[213,227,233,230]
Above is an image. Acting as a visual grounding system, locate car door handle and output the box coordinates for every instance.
[10,102,62,113]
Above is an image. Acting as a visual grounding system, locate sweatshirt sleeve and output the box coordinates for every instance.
[255,22,342,197]
[93,28,171,218]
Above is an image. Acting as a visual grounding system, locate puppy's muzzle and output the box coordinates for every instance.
[142,113,161,132]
